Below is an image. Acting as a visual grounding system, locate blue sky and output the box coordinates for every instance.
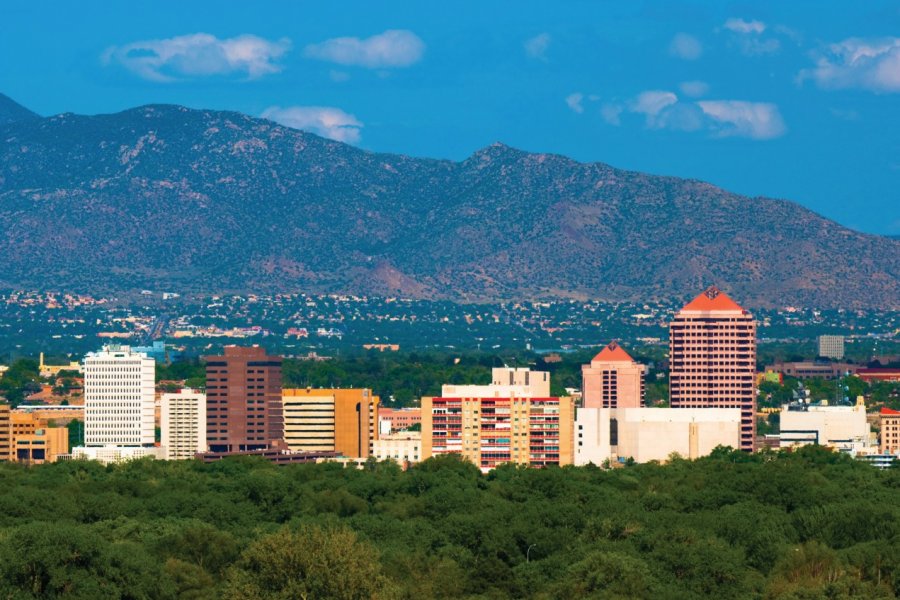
[1,1,898,234]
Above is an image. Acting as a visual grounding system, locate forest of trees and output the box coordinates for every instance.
[0,447,897,599]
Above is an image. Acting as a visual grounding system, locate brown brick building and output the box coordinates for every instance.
[204,346,284,452]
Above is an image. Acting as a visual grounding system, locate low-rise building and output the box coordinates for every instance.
[378,407,421,434]
[14,426,68,464]
[767,361,857,380]
[779,397,873,453]
[856,368,900,383]
[575,407,741,465]
[67,446,164,464]
[372,432,422,467]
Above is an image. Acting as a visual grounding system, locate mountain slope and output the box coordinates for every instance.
[0,93,39,125]
[1,103,898,308]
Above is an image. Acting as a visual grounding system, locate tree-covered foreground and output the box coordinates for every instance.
[0,448,898,599]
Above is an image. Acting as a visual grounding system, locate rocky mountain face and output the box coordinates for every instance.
[1,100,898,309]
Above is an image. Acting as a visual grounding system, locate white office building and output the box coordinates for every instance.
[779,397,873,453]
[575,407,741,465]
[80,345,158,459]
[161,389,207,460]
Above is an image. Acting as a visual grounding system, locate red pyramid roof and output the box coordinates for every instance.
[880,407,900,416]
[592,341,634,363]
[681,286,745,312]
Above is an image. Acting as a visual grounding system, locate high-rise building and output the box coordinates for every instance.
[83,345,156,448]
[817,335,845,360]
[422,370,574,471]
[669,286,757,451]
[582,341,647,408]
[880,407,900,455]
[422,395,575,471]
[281,388,379,458]
[161,389,207,460]
[204,346,283,453]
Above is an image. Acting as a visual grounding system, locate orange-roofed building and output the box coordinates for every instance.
[669,286,757,452]
[582,341,647,409]
[880,407,900,455]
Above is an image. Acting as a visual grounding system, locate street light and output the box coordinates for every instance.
[527,543,537,563]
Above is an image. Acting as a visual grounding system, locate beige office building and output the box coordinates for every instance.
[669,286,757,451]
[575,407,741,465]
[161,389,207,460]
[372,432,422,466]
[281,389,379,458]
[582,341,647,409]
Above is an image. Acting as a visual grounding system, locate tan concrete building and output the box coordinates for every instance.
[422,394,574,472]
[281,388,379,458]
[669,286,757,451]
[582,341,647,409]
[161,389,207,460]
[880,407,900,455]
[0,404,10,460]
[372,431,422,467]
[575,407,741,465]
[14,427,68,464]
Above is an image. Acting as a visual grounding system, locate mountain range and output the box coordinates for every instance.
[1,93,898,309]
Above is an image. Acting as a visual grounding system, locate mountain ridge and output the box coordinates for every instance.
[1,100,898,309]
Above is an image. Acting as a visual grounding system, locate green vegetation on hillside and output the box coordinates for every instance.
[0,447,897,599]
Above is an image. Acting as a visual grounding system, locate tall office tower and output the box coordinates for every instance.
[161,389,207,460]
[204,346,283,453]
[83,345,156,448]
[281,388,379,458]
[582,341,647,408]
[669,286,757,452]
[818,335,845,360]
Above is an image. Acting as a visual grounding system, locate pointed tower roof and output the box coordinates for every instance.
[592,341,634,363]
[880,407,900,416]
[681,286,745,312]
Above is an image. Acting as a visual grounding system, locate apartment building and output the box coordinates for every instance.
[161,388,207,460]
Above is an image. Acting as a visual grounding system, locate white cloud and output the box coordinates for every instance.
[679,80,710,97]
[303,30,424,68]
[601,104,623,125]
[721,18,781,56]
[697,100,786,139]
[102,33,290,81]
[565,92,584,114]
[669,33,702,60]
[631,90,679,125]
[261,106,363,143]
[724,18,766,35]
[801,37,900,92]
[524,33,551,60]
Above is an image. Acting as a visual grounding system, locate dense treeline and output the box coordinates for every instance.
[0,447,898,599]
